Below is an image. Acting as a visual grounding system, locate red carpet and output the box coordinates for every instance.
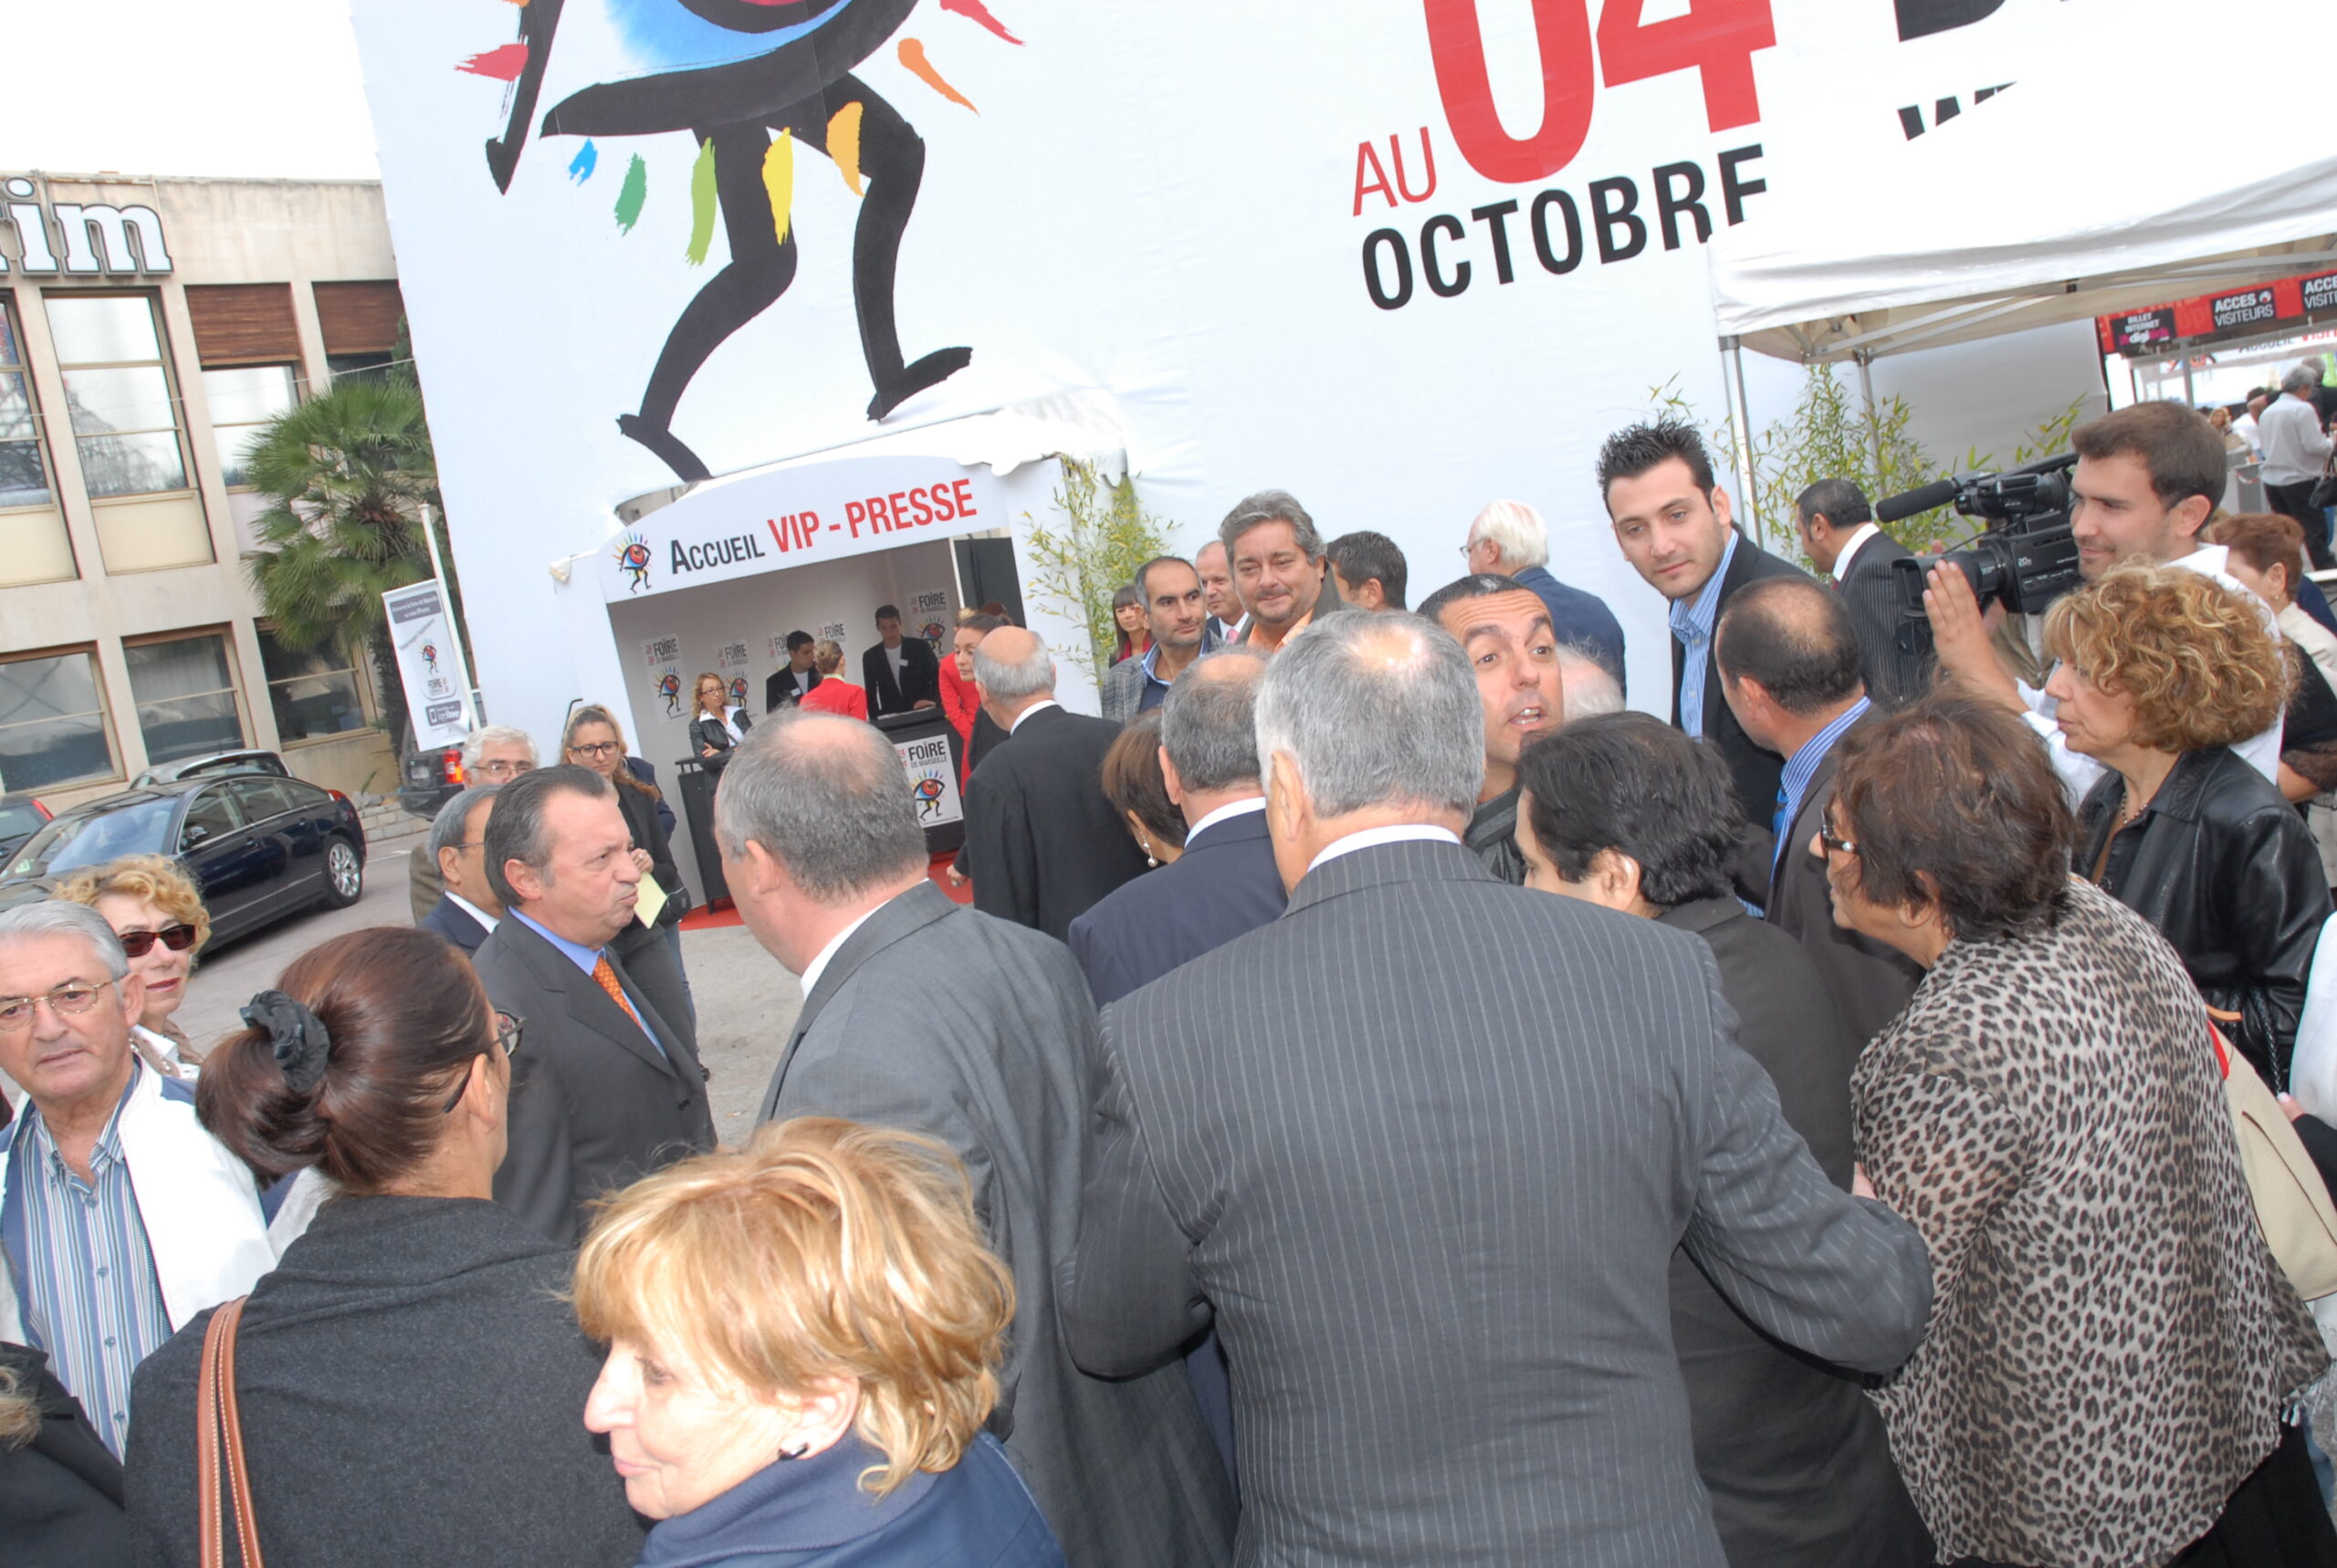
[676,851,969,929]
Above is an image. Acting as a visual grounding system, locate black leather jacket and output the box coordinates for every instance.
[2078,745,2332,1087]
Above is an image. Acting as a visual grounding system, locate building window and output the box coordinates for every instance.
[202,363,298,489]
[0,649,117,790]
[124,632,246,765]
[0,301,56,510]
[256,626,369,744]
[326,351,393,385]
[44,293,191,498]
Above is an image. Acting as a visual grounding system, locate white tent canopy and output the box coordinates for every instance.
[1708,0,2337,364]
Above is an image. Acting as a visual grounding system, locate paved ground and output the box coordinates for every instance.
[179,843,799,1132]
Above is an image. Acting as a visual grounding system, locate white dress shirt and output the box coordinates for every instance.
[1829,522,1881,582]
[2259,393,2333,487]
[798,903,887,997]
[446,892,500,934]
[1305,823,1462,875]
[1010,698,1062,734]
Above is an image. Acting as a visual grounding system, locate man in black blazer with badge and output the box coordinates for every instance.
[1069,648,1284,1005]
[1599,418,1816,835]
[715,713,1237,1568]
[764,631,822,713]
[471,766,714,1246]
[860,604,941,716]
[962,626,1147,940]
[1794,478,1935,708]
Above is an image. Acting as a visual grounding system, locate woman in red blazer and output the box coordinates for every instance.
[799,641,870,721]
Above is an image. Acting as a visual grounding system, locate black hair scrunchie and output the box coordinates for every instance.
[240,989,332,1092]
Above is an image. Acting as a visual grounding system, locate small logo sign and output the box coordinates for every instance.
[421,641,440,674]
[656,670,683,716]
[615,532,653,592]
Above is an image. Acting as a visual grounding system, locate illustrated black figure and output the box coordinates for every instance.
[487,0,972,481]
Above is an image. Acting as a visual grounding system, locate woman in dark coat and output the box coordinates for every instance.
[2048,566,2332,1087]
[0,1340,128,1567]
[124,927,645,1568]
[565,705,697,1040]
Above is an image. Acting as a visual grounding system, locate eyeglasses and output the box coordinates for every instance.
[473,758,534,781]
[1817,811,1860,859]
[569,741,621,759]
[442,1011,523,1114]
[118,923,199,958]
[0,982,116,1034]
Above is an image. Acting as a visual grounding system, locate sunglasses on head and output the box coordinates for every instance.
[119,924,199,957]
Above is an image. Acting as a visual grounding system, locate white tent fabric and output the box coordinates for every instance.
[1709,0,2337,362]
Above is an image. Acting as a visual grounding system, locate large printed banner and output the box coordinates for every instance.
[351,0,2112,737]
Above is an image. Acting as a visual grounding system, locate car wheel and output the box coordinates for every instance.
[320,835,364,908]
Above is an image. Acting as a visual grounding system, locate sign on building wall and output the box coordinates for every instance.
[383,580,470,747]
[641,632,684,717]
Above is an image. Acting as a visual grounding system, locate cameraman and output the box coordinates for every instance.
[1924,402,2281,799]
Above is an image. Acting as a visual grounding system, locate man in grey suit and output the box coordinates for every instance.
[1101,555,1221,725]
[1059,611,1934,1567]
[472,766,715,1245]
[716,713,1236,1568]
[1795,478,1935,709]
[1717,578,1923,1047]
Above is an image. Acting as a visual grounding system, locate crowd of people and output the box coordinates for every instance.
[10,383,2337,1568]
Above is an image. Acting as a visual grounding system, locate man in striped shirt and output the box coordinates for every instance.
[0,901,273,1456]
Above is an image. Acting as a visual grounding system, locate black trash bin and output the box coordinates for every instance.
[874,709,968,858]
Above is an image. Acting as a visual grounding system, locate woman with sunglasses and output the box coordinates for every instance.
[55,856,210,1077]
[122,925,645,1567]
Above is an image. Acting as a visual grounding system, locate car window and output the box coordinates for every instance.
[277,779,331,810]
[229,777,298,821]
[0,801,47,839]
[179,788,244,852]
[5,797,179,878]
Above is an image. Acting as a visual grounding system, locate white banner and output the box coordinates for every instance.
[383,580,469,748]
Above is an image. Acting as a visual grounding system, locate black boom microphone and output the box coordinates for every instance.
[1874,477,1962,523]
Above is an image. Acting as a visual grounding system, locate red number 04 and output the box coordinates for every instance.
[1423,0,1775,184]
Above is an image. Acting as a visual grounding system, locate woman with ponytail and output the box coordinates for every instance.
[121,926,645,1568]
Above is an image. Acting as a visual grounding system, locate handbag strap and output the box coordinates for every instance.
[196,1296,263,1568]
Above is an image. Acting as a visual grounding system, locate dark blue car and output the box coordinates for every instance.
[1,776,367,947]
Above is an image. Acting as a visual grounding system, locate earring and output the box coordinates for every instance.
[775,1442,809,1463]
[1139,836,1158,868]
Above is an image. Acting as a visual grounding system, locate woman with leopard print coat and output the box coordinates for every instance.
[1825,697,2332,1568]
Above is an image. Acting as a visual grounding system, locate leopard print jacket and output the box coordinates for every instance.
[1853,879,2326,1568]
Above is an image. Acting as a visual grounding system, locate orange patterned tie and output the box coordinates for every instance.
[592,956,643,1029]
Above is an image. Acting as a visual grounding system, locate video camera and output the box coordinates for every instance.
[1882,452,2081,618]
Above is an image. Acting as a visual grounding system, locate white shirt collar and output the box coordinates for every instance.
[798,904,886,998]
[446,892,500,933]
[1829,522,1881,580]
[1305,823,1462,875]
[1010,698,1061,734]
[1186,796,1265,841]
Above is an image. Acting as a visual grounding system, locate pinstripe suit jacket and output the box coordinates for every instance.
[1835,534,1936,708]
[758,883,1235,1568]
[1060,839,1934,1568]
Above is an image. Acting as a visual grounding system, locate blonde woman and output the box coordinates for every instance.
[573,1118,1064,1567]
[686,672,753,766]
[54,854,211,1076]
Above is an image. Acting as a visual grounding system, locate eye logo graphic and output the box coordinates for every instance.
[728,675,749,706]
[656,671,684,716]
[465,0,1025,482]
[422,642,440,674]
[615,532,654,592]
[911,771,948,820]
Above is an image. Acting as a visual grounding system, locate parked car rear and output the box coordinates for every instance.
[3,776,367,947]
[0,792,51,866]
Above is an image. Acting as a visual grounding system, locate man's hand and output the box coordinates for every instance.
[630,847,655,876]
[1923,563,2024,712]
[913,699,938,710]
[946,862,968,888]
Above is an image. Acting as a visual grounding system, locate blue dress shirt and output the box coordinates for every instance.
[1670,531,1740,738]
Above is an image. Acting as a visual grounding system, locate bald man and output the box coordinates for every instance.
[1716,577,1922,1046]
[963,626,1148,938]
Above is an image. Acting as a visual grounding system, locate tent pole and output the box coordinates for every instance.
[1719,336,1762,543]
[2182,357,2196,407]
[1854,350,1886,482]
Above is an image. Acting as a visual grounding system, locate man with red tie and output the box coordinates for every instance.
[470,765,715,1244]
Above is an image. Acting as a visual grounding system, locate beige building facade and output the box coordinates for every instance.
[0,173,406,810]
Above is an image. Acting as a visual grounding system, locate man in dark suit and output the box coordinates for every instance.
[1513,714,1932,1568]
[1598,417,1815,832]
[1059,612,1933,1567]
[859,604,940,716]
[763,630,821,713]
[1717,578,1923,1047]
[416,783,501,956]
[1070,648,1284,1005]
[714,714,1236,1568]
[962,626,1146,938]
[1794,478,1934,708]
[472,766,714,1245]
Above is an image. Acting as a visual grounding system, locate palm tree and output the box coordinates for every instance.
[242,376,453,747]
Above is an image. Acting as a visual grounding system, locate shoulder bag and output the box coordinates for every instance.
[2214,1021,2337,1302]
[197,1295,264,1568]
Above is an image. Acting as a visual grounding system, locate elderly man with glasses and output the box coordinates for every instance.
[411,727,540,921]
[0,901,275,1458]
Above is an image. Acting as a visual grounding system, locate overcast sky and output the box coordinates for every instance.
[10,2,380,180]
